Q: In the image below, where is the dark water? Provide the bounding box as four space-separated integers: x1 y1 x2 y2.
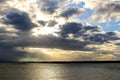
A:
0 63 120 80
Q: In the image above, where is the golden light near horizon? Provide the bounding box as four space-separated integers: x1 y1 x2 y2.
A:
15 45 120 61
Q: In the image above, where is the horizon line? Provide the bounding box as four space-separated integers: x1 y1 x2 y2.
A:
0 61 120 63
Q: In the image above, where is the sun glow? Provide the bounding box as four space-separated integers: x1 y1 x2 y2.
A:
32 27 59 36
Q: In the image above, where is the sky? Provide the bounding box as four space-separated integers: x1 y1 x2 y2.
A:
0 0 120 62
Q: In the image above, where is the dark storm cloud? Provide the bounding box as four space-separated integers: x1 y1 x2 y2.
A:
60 8 80 18
0 40 30 62
106 32 120 40
60 22 120 43
0 30 88 53
37 0 58 14
0 22 120 61
60 22 102 39
3 12 36 31
60 22 82 38
0 47 28 62
0 34 88 62
31 36 88 50
1 20 120 53
0 0 120 62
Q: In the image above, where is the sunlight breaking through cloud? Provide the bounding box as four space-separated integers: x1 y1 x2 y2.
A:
0 0 120 61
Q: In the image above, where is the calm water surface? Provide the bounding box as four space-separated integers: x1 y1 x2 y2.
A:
0 63 120 80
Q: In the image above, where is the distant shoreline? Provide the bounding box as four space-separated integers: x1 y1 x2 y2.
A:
0 61 120 63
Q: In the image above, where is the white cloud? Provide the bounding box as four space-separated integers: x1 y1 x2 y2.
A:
82 0 120 23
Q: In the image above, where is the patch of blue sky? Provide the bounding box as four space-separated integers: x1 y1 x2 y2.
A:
67 2 85 8
99 21 120 32
49 0 57 2
79 9 94 20
66 1 120 33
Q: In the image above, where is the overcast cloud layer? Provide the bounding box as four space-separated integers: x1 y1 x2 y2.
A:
0 0 120 61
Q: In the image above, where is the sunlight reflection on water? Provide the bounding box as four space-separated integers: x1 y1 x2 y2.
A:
0 63 120 80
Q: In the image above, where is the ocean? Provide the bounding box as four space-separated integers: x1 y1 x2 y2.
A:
0 63 120 80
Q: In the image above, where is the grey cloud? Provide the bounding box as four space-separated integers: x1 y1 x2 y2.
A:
0 0 5 3
38 20 57 27
84 26 102 32
0 46 28 62
97 2 120 14
0 7 21 16
48 20 57 27
60 22 120 43
60 22 102 38
86 34 108 43
0 28 6 33
1 0 120 61
60 22 82 38
86 31 120 43
37 0 58 14
38 20 47 26
82 0 120 22
0 22 120 61
92 1 120 22
0 35 87 51
0 27 18 42
2 12 36 31
1 21 120 53
60 8 81 18
106 32 120 41
107 3 120 12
